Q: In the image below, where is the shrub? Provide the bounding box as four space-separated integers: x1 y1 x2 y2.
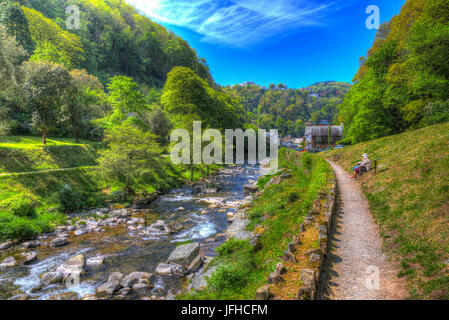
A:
1 193 40 218
57 184 82 212
209 262 251 292
0 215 40 240
215 238 253 256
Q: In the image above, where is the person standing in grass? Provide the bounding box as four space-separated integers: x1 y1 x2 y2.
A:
351 153 371 179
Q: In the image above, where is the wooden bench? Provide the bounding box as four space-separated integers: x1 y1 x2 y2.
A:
359 157 380 176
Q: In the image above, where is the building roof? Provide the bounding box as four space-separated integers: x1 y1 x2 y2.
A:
305 125 343 137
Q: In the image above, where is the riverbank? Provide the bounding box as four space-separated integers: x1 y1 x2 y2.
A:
0 165 260 300
181 149 334 300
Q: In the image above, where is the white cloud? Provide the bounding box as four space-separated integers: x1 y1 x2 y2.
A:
126 0 342 47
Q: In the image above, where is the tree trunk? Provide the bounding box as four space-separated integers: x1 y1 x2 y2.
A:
42 128 47 145
190 165 194 182
75 131 79 144
207 165 210 177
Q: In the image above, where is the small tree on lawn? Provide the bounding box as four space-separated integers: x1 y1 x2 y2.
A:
21 61 70 144
99 122 161 198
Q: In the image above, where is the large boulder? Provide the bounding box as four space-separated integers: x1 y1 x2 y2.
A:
166 243 200 266
226 219 250 238
57 254 85 278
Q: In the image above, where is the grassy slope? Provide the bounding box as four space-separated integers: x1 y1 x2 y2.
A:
0 136 102 174
183 149 333 299
323 122 449 299
0 135 218 241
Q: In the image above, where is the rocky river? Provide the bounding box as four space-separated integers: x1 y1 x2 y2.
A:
0 165 262 300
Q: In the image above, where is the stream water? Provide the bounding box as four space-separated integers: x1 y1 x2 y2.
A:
0 165 261 300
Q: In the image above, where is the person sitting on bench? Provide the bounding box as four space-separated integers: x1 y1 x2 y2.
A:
351 153 371 179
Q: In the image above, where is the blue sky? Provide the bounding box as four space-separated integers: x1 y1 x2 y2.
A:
126 0 406 88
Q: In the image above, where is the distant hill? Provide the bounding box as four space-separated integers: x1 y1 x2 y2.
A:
14 0 214 87
224 81 351 136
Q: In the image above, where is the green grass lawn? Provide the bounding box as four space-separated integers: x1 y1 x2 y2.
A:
0 135 95 149
0 136 102 174
323 122 449 300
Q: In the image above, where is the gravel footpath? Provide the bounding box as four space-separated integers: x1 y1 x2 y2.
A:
318 161 408 300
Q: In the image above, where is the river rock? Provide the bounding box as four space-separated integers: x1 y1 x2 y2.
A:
121 272 152 288
0 241 14 250
96 272 124 297
57 254 85 278
21 252 37 264
23 241 40 249
146 220 170 236
188 255 203 273
166 222 183 233
40 271 64 285
155 263 186 275
48 292 79 300
167 242 200 266
232 230 260 248
191 265 219 291
109 209 129 218
7 294 29 300
0 256 17 268
243 184 258 194
226 218 250 238
82 294 98 300
86 256 105 267
74 229 87 236
50 237 68 247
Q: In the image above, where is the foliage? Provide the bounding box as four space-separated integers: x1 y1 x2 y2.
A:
225 81 350 136
21 61 71 144
0 2 34 54
63 69 105 142
99 122 161 197
145 106 172 145
57 184 82 212
339 0 449 143
1 192 40 218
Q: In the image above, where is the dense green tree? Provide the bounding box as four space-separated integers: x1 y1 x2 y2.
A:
145 106 172 145
99 122 160 197
0 2 34 53
21 61 70 144
62 69 104 143
102 76 148 128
